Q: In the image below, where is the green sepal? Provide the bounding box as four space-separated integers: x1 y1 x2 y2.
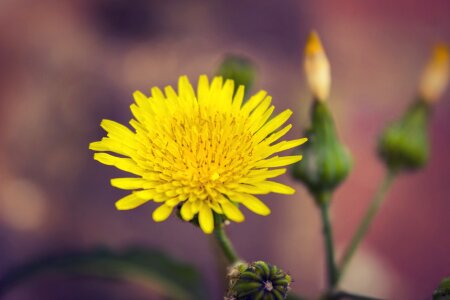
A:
378 100 431 172
291 101 352 204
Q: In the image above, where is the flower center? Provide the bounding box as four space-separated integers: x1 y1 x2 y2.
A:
140 107 255 202
263 280 273 292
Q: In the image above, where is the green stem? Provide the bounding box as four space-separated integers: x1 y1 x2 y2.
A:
319 199 338 288
337 170 396 284
213 225 240 264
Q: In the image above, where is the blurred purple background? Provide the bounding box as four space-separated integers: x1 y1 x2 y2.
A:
0 1 449 299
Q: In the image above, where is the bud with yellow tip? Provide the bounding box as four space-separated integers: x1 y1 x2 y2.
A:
378 43 448 172
292 31 352 204
304 31 331 102
378 100 430 172
419 44 449 104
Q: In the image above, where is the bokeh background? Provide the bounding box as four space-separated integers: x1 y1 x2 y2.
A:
0 1 449 299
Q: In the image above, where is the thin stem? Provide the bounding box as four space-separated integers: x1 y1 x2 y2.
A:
337 170 396 284
319 199 338 288
213 225 240 264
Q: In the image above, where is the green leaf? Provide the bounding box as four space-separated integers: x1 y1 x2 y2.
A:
0 247 207 300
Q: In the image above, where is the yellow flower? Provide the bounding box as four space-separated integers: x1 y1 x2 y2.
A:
89 75 306 234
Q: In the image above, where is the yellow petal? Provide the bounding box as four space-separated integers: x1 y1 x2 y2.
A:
230 193 271 216
94 153 142 175
249 105 274 134
89 140 109 152
257 181 296 195
152 204 174 222
198 203 214 234
239 168 286 184
218 79 234 109
133 90 149 107
235 183 270 195
269 138 308 152
180 202 194 221
241 90 267 116
221 200 245 222
254 109 292 143
115 193 150 210
134 190 156 200
151 87 166 102
249 96 272 119
111 178 145 190
254 155 302 168
178 76 196 102
197 75 210 105
232 85 245 112
209 200 223 214
263 124 292 145
100 119 135 140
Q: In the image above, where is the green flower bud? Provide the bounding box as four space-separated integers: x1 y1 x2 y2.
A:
378 100 431 172
226 261 292 300
433 277 450 300
217 55 256 95
291 101 352 203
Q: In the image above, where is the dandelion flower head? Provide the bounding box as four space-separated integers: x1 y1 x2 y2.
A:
89 75 307 234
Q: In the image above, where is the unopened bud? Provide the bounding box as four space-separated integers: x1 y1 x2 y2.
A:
291 101 352 204
378 101 431 172
226 261 292 300
304 31 331 102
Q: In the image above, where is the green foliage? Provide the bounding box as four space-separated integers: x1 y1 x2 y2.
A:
291 101 352 203
378 100 431 172
0 247 207 300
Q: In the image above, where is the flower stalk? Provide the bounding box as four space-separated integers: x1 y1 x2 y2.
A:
337 43 449 287
337 170 396 284
213 224 240 264
319 198 338 289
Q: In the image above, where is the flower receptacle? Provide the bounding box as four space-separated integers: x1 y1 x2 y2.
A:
291 101 352 204
378 100 431 172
